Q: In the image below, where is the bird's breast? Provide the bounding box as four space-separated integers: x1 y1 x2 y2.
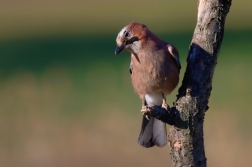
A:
131 51 174 96
130 48 179 97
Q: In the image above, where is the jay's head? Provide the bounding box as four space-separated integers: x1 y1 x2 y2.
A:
115 22 147 55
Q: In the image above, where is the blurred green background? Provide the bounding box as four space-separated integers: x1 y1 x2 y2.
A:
1 0 252 167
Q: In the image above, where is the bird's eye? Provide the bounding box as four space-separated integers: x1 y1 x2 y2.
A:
124 30 130 37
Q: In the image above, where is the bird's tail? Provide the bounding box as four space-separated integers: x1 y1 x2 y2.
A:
138 116 167 148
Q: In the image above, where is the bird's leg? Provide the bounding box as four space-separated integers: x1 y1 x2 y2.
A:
161 93 169 111
140 96 151 120
141 97 148 111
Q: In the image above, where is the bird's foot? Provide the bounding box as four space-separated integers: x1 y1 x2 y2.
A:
161 102 170 111
161 93 170 111
140 105 155 120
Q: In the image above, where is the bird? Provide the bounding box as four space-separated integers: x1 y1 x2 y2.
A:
115 22 181 148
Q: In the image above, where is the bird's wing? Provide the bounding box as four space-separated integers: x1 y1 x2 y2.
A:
167 44 181 70
129 60 133 74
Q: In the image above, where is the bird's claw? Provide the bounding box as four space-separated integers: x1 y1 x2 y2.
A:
161 102 169 111
140 105 155 119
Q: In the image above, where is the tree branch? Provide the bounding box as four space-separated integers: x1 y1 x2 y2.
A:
146 0 232 166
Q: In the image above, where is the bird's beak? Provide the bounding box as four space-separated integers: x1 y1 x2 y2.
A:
115 43 125 55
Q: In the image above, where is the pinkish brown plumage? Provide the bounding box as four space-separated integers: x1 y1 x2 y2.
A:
115 22 181 148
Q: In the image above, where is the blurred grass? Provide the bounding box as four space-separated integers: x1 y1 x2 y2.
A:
1 30 252 167
1 0 252 167
0 0 252 40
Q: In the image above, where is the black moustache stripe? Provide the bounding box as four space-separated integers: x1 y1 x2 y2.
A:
126 37 139 45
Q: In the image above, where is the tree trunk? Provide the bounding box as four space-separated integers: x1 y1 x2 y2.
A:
168 0 232 166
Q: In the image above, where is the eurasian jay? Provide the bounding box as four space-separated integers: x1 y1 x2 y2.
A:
115 22 181 148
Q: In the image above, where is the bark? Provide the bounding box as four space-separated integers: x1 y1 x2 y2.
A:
150 0 232 166
169 0 232 166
